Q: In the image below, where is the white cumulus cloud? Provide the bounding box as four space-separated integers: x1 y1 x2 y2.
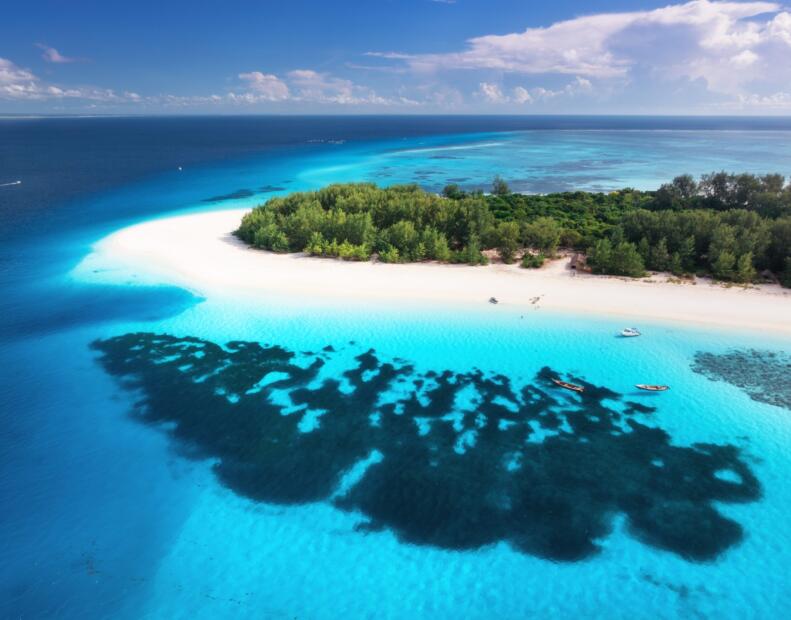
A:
0 58 40 99
478 82 506 102
372 1 791 105
233 68 411 106
478 77 594 104
237 72 290 101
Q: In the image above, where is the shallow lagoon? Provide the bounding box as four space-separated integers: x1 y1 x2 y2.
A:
1 117 791 618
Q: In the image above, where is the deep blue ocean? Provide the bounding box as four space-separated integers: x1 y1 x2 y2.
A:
1 116 791 619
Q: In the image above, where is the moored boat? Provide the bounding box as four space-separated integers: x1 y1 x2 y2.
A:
552 378 585 393
636 384 669 392
621 327 641 337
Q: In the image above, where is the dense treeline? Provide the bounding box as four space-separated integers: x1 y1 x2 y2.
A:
653 172 791 217
458 172 791 284
236 172 791 286
236 183 495 265
587 173 791 283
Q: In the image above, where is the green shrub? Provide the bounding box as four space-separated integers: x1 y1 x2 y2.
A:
496 221 520 263
379 246 401 263
521 253 546 269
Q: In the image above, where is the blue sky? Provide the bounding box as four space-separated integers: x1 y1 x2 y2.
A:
2 0 791 114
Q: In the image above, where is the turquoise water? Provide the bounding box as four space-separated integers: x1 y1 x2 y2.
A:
300 129 791 194
74 301 791 618
2 118 791 618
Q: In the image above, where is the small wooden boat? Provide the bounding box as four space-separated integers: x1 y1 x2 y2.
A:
621 327 641 337
636 384 669 392
552 378 585 393
489 297 499 305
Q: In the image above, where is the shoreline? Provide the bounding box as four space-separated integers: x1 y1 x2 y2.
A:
76 208 791 335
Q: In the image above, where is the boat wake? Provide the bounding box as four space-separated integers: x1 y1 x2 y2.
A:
0 180 22 187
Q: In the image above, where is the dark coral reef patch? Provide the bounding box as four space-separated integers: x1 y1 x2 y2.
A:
92 333 761 562
202 188 255 203
692 349 791 411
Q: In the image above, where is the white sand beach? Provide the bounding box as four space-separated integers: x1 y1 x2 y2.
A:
78 208 791 334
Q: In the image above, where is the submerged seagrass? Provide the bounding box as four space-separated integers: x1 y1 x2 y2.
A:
692 349 791 411
92 333 761 562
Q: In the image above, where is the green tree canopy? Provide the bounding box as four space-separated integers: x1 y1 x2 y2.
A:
235 175 791 286
491 175 510 196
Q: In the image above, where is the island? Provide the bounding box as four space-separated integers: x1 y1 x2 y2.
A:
76 172 791 335
235 173 791 287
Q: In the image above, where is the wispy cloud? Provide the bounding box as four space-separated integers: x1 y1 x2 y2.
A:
36 44 79 64
373 1 781 77
0 55 414 109
717 90 791 109
478 77 593 104
371 0 791 104
1 57 139 103
234 68 417 106
286 69 385 104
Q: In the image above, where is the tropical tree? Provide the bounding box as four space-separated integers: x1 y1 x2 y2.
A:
496 221 521 263
523 216 562 256
649 237 670 271
735 253 756 283
492 175 510 196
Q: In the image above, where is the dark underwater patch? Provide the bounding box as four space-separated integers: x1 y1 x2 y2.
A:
92 333 761 562
202 189 255 203
0 286 200 342
692 349 791 411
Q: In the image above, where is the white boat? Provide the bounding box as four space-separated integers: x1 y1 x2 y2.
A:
621 327 641 337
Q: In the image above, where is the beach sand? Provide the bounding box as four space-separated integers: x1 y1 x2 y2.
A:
77 208 791 334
